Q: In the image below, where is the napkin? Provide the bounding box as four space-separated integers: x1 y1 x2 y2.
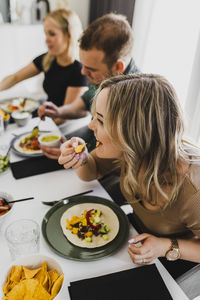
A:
10 156 63 179
68 264 173 300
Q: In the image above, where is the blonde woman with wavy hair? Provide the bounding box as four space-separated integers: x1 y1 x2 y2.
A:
0 8 88 124
59 73 200 265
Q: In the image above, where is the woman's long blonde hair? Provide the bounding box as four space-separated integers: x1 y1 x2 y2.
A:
42 8 83 71
93 73 200 207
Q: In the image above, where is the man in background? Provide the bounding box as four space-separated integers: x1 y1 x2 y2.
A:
38 13 140 159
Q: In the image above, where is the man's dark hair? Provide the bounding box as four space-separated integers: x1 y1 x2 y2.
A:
79 13 134 68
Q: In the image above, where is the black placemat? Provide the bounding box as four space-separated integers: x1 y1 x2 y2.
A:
10 156 63 179
68 264 173 300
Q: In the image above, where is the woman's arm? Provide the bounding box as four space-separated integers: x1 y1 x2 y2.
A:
0 62 40 91
128 233 200 264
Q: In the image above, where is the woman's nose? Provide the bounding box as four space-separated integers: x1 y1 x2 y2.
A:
88 119 95 130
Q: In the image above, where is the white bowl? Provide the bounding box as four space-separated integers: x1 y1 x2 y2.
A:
38 131 61 148
0 192 14 228
0 254 64 299
11 111 31 127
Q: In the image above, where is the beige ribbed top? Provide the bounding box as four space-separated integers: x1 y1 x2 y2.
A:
91 150 200 238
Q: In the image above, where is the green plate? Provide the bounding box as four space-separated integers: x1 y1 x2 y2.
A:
42 196 129 261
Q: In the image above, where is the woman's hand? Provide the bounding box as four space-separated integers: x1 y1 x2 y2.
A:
128 233 171 265
38 101 60 120
40 136 66 160
58 137 89 169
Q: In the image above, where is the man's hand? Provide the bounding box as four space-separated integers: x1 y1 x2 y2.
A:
37 101 60 120
40 136 66 159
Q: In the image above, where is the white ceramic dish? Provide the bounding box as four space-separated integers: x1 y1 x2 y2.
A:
38 131 61 148
0 191 14 228
0 254 64 299
11 111 31 127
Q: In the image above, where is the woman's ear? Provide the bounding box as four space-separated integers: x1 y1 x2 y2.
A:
113 60 125 74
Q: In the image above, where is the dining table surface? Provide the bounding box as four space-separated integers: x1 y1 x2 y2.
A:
0 113 189 299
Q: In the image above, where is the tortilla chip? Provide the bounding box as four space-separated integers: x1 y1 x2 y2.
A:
34 261 47 284
24 279 51 300
6 279 51 300
48 269 59 287
3 273 11 295
23 266 41 279
5 280 26 299
10 266 23 282
51 274 64 298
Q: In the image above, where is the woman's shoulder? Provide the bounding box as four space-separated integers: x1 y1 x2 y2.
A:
187 163 200 190
33 53 47 70
71 60 83 70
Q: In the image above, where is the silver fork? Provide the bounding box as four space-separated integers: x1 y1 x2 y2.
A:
41 189 93 206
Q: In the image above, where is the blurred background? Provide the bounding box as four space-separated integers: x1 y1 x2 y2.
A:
0 0 200 144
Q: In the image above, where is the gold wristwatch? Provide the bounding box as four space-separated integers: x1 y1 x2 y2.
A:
165 239 180 261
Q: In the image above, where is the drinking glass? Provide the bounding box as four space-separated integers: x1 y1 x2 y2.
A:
5 219 40 260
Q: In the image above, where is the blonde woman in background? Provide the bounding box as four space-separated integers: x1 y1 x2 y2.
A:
0 8 88 124
59 73 200 265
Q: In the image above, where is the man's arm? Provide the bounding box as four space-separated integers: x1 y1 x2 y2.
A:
38 95 88 120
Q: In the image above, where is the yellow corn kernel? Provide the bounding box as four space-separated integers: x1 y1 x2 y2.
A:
72 227 79 234
70 216 81 225
66 224 72 230
85 231 93 237
82 218 87 226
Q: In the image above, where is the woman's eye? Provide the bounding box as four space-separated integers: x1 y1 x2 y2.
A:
97 119 104 125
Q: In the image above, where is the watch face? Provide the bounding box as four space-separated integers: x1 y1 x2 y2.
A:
166 249 180 261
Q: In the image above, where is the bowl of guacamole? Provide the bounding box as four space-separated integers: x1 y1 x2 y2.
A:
38 132 61 148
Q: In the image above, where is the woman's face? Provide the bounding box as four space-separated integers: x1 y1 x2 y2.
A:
88 88 122 159
44 18 69 56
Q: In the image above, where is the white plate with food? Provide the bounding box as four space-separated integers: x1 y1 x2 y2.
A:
11 127 49 157
0 97 39 114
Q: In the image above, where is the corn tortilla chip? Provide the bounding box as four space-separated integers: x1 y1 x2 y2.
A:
51 274 64 298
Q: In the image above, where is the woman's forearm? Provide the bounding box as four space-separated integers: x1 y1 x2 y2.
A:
178 238 200 262
0 74 17 91
75 153 99 181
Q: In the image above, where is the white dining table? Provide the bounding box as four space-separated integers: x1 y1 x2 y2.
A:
0 117 189 300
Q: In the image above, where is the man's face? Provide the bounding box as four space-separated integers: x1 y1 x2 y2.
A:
79 48 114 85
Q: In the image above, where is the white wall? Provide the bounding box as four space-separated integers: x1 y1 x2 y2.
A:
132 0 200 108
49 0 90 29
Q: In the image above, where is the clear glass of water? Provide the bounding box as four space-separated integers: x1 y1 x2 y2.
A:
5 219 40 260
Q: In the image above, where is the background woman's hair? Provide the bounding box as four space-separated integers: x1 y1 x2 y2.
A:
79 13 133 69
92 73 200 207
42 8 83 72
